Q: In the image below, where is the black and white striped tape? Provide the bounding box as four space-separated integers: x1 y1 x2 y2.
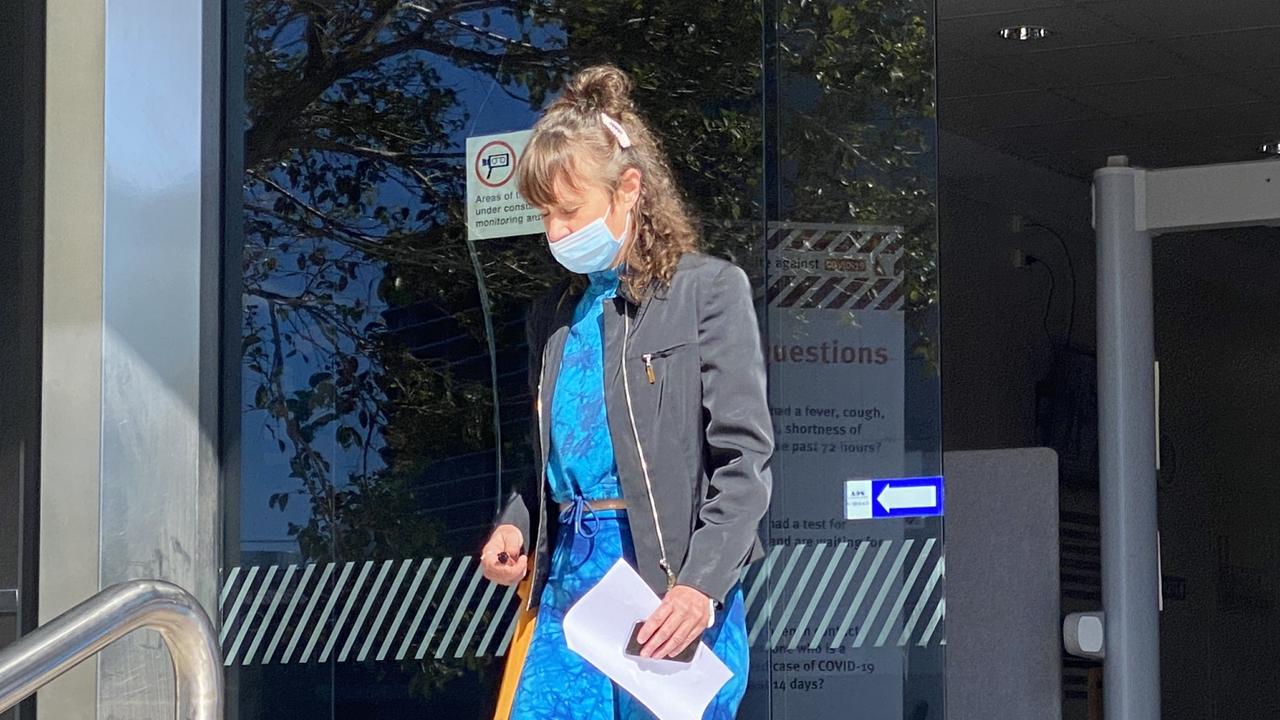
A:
218 540 945 666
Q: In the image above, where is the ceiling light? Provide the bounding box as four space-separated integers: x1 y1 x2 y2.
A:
1262 141 1280 156
999 26 1051 41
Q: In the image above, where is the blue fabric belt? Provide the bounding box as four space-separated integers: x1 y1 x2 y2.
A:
560 495 599 537
558 495 628 537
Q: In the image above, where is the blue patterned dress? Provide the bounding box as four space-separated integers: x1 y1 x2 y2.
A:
510 268 749 719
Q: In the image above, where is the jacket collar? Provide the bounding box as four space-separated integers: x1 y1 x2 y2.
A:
616 277 642 306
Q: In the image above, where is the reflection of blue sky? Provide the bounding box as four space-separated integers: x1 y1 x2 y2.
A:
239 8 561 553
105 0 200 192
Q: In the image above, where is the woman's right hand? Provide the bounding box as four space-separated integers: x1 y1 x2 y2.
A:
481 524 527 585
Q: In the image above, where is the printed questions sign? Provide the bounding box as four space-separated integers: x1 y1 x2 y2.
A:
745 222 930 720
765 221 908 502
465 129 543 240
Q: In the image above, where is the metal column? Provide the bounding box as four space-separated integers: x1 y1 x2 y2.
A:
1094 157 1160 720
1086 155 1280 718
40 0 224 716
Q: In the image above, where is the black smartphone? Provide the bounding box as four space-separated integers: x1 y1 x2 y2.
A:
624 621 697 664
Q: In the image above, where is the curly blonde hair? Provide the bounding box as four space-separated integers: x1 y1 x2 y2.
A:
516 64 699 297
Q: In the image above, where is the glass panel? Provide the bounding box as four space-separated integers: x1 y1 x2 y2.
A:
751 1 942 718
224 1 939 718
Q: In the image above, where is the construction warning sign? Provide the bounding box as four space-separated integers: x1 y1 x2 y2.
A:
465 129 544 240
764 224 906 311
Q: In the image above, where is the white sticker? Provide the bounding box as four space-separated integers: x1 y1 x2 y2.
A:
845 480 873 520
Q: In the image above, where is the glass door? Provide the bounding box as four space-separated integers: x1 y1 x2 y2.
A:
751 1 942 717
222 2 942 717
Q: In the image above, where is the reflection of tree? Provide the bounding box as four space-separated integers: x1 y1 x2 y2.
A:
774 0 937 333
242 0 561 567
239 0 933 701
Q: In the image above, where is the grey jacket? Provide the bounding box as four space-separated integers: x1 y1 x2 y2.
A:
496 252 774 606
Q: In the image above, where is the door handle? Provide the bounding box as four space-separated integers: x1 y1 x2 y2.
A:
0 588 17 616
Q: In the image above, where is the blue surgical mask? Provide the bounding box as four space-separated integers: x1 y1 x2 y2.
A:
547 206 631 274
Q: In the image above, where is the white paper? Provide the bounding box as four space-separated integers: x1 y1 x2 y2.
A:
562 560 733 720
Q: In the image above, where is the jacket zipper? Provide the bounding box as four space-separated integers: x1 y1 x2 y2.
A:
624 311 676 590
533 295 675 605
527 287 574 609
527 338 550 610
642 353 656 384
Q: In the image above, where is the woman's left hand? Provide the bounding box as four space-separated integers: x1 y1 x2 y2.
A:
636 585 711 659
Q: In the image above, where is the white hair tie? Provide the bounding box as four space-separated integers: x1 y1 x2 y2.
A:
600 112 633 148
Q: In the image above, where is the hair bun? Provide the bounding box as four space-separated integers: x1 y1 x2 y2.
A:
563 64 634 116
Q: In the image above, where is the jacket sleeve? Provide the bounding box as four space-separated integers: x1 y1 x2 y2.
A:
677 262 774 603
494 490 531 550
490 302 543 549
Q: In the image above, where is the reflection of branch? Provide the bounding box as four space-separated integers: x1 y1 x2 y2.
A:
793 112 872 164
250 168 383 239
245 199 460 275
248 201 381 249
496 83 534 105
358 388 379 491
432 13 543 52
352 0 405 51
249 287 373 349
248 172 452 266
263 294 342 558
403 165 446 195
247 165 535 289
382 26 562 73
247 9 564 166
288 138 464 164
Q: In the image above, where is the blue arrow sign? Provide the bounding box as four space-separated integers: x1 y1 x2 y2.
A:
845 476 944 520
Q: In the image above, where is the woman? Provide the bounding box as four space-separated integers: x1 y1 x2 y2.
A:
481 64 773 720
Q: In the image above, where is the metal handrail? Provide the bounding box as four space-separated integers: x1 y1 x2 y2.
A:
0 579 222 718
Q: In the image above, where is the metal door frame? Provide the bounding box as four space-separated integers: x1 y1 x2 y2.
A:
1093 155 1280 720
